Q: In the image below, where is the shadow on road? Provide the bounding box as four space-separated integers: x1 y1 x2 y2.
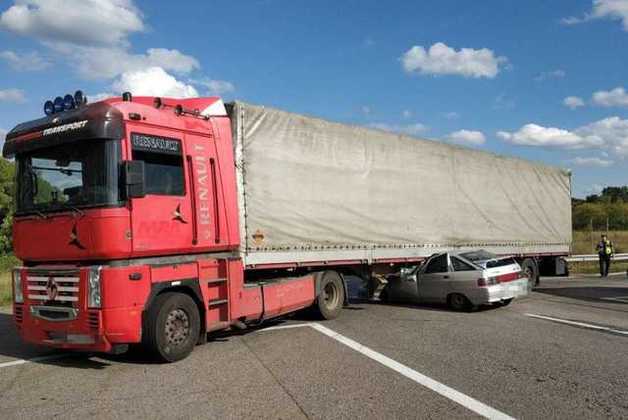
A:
536 286 628 305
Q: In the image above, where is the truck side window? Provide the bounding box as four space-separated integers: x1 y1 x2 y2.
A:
424 254 448 274
131 134 185 196
451 256 476 272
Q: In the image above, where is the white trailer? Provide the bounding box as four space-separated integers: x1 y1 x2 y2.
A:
229 102 572 285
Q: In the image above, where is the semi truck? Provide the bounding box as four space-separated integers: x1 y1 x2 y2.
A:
3 92 572 361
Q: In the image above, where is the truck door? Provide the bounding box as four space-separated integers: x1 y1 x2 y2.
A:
418 253 450 302
129 131 194 254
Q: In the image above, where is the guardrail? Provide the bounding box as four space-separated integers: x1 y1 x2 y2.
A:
565 253 628 262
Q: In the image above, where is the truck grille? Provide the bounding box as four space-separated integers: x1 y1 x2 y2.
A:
26 270 80 305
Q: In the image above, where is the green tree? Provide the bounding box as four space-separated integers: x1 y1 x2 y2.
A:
0 158 15 254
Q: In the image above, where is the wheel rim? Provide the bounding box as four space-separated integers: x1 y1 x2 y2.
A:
323 281 339 310
165 308 190 347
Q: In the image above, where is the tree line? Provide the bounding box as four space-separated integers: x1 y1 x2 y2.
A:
572 187 628 231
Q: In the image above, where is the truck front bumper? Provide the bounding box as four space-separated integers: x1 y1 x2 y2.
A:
15 304 143 353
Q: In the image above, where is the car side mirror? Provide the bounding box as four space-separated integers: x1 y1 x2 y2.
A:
123 160 146 199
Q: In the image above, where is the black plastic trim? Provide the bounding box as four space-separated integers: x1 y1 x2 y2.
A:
3 102 124 158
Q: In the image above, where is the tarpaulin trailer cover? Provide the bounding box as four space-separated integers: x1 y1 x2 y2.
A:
229 102 572 266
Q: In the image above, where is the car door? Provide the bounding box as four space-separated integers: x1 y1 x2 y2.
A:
417 253 451 302
387 267 419 302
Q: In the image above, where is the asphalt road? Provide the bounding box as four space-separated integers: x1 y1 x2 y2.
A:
1 275 627 419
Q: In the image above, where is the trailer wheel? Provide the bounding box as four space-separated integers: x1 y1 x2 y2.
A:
313 271 345 320
521 258 538 290
143 292 200 363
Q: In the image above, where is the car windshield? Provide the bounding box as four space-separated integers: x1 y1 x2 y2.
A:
16 139 122 214
459 250 497 262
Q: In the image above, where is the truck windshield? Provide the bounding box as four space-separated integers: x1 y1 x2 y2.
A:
16 139 122 214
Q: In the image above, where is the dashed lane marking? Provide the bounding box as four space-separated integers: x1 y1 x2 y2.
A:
525 313 628 336
260 323 515 420
0 353 71 369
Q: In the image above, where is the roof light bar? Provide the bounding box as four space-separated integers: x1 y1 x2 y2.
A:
43 90 87 116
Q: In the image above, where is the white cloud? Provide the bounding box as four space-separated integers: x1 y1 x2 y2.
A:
0 0 144 46
444 111 459 120
446 129 486 145
0 1 236 101
361 105 372 115
401 42 507 79
577 116 628 156
0 50 49 71
562 0 628 31
402 110 412 119
0 88 26 103
64 46 200 80
592 86 628 107
88 92 114 102
497 124 602 149
569 157 614 167
563 96 585 109
497 116 628 157
112 67 198 98
191 79 235 96
368 122 428 136
534 69 566 81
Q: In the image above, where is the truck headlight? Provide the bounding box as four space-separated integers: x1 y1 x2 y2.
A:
12 269 23 304
88 266 102 308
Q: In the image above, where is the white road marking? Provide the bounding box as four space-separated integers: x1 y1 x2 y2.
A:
525 313 628 336
259 323 515 420
600 296 628 303
262 323 315 331
0 353 71 369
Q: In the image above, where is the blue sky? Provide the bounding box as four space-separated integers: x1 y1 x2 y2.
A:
1 0 627 197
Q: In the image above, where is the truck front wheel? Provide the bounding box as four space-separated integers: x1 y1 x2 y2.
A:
143 292 201 362
313 271 345 320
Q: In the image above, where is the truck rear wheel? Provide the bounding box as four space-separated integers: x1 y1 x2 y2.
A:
313 271 345 320
143 292 200 363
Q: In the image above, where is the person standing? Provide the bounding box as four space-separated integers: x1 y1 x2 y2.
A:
596 234 614 277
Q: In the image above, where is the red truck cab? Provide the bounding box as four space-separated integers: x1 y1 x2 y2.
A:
4 92 344 361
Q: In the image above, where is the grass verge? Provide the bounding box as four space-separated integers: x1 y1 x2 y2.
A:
572 230 628 255
0 255 19 307
0 271 11 307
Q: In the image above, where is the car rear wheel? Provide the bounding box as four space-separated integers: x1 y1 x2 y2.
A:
448 293 473 312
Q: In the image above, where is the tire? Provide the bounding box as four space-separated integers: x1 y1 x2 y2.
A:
379 287 389 303
313 271 345 320
500 298 513 307
448 293 473 312
142 292 201 363
521 258 538 290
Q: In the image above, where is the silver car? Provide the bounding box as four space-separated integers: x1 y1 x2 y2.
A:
379 250 528 311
